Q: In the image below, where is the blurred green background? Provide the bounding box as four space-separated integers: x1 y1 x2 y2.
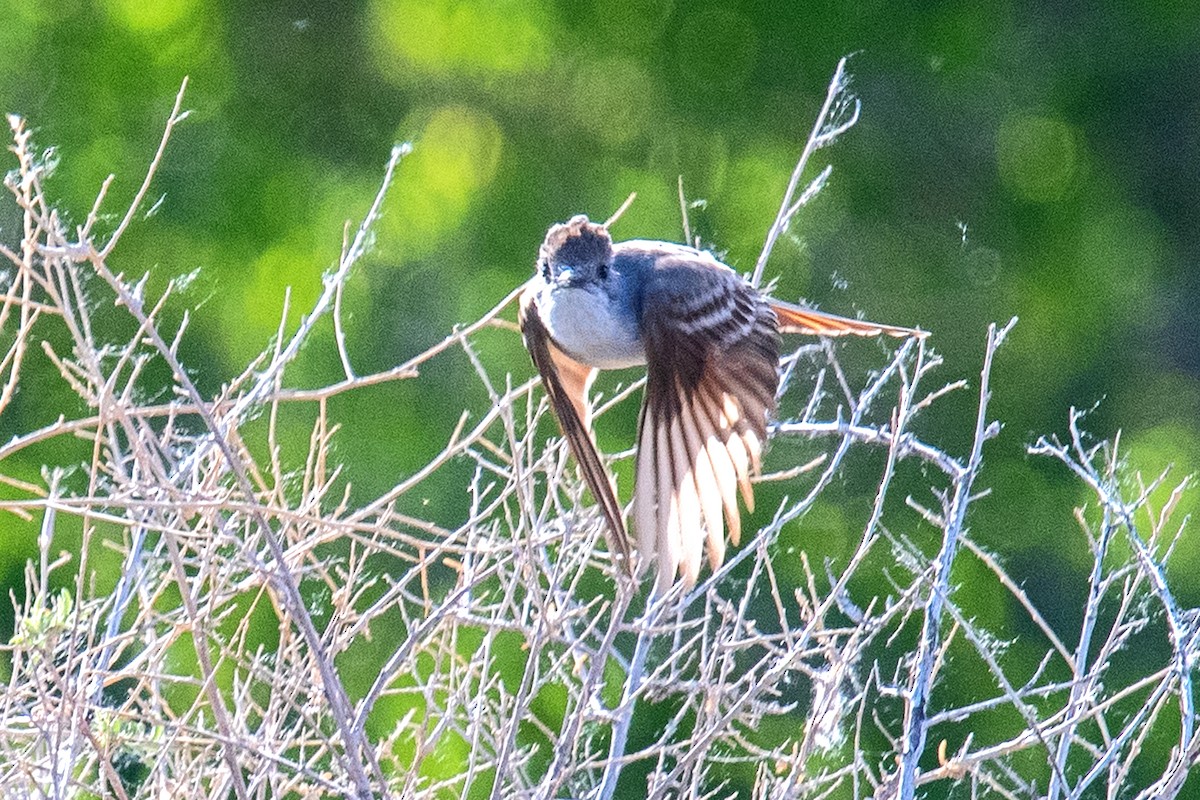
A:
2 0 1199 794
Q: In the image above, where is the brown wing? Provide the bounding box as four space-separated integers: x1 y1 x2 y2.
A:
519 286 634 574
769 298 927 339
634 261 780 594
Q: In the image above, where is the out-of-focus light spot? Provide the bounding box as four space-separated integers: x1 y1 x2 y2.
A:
1011 198 1164 377
0 1 41 57
997 112 1078 203
1122 421 1200 571
214 165 377 367
1079 205 1163 321
714 145 792 266
964 246 1002 288
571 58 655 145
380 106 504 258
1118 372 1200 433
674 7 757 92
101 0 197 31
75 134 136 205
604 167 676 238
244 238 321 332
647 124 729 201
591 0 674 48
370 0 549 80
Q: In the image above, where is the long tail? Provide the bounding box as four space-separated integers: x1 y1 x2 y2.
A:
768 298 927 339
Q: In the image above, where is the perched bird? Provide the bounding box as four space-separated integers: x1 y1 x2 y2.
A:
520 215 923 593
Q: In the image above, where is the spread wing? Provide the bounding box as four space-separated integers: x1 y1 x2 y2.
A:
634 261 781 594
769 298 926 339
519 286 634 574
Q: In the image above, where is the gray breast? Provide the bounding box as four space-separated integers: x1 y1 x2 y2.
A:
539 282 646 370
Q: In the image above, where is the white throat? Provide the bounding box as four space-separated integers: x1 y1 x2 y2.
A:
538 281 645 370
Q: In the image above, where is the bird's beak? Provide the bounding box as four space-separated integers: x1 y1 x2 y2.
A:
554 266 574 285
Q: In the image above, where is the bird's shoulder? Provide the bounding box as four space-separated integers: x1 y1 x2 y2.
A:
613 240 743 303
613 240 731 273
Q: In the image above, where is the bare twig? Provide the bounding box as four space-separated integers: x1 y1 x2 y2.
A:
751 56 859 288
895 317 1016 800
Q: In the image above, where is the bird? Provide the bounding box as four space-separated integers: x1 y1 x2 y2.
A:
519 215 924 594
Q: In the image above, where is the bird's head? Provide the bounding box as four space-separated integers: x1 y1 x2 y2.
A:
537 215 614 288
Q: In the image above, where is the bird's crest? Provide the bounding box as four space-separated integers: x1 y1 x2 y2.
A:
540 215 613 269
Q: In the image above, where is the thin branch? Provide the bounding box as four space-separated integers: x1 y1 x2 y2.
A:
751 56 859 288
895 317 1016 800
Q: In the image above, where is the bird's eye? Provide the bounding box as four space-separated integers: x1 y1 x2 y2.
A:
596 261 609 280
539 259 551 280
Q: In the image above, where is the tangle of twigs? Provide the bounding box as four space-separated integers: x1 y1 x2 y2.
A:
0 64 1196 800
